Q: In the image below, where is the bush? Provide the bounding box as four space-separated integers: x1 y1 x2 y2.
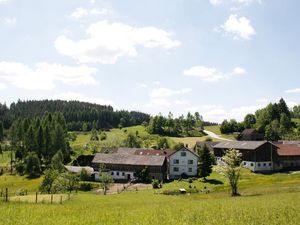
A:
100 132 107 141
188 178 193 183
16 162 26 175
152 179 161 189
205 136 213 142
79 182 100 191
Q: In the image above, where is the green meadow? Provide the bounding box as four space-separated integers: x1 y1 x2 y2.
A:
1 169 300 225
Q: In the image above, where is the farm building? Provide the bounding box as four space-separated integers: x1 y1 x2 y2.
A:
169 147 199 179
237 129 264 141
92 153 168 181
274 143 300 170
195 141 220 152
213 141 278 172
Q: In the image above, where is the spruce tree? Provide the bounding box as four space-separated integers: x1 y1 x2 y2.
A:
198 144 213 180
0 121 3 142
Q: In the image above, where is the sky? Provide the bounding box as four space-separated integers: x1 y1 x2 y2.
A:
0 0 300 122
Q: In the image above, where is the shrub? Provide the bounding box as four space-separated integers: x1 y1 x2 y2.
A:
79 182 99 191
205 136 213 142
152 179 161 189
100 132 107 141
188 178 193 183
16 162 25 175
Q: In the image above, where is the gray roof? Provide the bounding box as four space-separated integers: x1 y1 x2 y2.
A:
196 141 220 149
64 166 94 174
213 141 269 150
92 153 166 166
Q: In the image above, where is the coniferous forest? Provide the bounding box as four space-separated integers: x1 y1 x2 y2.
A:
0 100 150 131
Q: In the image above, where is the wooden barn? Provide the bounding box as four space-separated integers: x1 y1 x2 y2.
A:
238 129 264 141
92 153 168 181
213 141 278 172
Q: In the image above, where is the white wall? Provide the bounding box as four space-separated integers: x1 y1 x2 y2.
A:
108 170 135 180
242 161 273 172
169 148 198 179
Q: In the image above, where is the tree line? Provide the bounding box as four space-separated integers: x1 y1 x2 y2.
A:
0 100 150 131
220 98 297 140
147 112 204 137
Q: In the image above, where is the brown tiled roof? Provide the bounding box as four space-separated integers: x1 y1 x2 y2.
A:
92 153 166 166
276 144 300 156
213 141 271 150
133 149 175 157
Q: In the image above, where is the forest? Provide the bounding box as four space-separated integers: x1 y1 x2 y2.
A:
0 100 150 131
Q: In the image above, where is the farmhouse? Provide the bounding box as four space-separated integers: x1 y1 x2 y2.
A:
213 141 278 172
92 153 168 181
169 147 198 179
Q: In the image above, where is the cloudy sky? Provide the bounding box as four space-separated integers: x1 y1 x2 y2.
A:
0 0 300 122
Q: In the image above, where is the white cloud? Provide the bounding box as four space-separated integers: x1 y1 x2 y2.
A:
232 0 261 5
0 82 6 90
0 0 9 3
256 98 269 103
219 14 255 40
188 104 263 123
55 20 181 64
2 17 16 25
136 83 148 88
233 66 246 75
210 0 261 6
145 98 171 108
70 7 112 19
149 88 191 98
0 61 98 90
209 0 223 6
183 65 246 82
285 88 300 94
52 92 114 106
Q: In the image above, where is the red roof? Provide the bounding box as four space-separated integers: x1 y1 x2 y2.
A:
276 144 300 156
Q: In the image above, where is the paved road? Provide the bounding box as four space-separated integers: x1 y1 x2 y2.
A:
203 130 232 141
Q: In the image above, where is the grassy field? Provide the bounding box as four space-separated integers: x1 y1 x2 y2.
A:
9 194 70 204
70 125 210 155
1 186 299 225
0 151 13 167
204 125 236 140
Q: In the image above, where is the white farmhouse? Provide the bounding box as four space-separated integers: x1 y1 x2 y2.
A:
169 147 198 179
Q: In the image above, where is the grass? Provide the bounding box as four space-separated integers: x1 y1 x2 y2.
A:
1 168 300 224
204 125 236 140
0 174 42 194
9 194 70 204
0 151 13 167
0 190 299 225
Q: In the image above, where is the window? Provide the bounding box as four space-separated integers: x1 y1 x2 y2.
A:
250 163 254 167
263 163 266 166
269 163 272 166
188 160 193 165
188 168 192 172
243 162 247 166
173 167 179 172
173 159 179 164
116 172 119 176
122 172 125 176
111 172 114 175
181 152 187 157
258 163 261 167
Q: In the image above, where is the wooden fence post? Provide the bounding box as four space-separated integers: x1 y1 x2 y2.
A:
5 188 8 202
35 192 38 203
68 193 70 200
51 194 53 204
60 195 62 204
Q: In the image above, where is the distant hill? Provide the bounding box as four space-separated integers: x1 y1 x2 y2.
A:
0 100 150 131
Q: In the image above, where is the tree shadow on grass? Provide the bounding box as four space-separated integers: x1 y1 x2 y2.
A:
203 179 224 185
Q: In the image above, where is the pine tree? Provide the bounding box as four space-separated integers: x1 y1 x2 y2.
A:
198 144 213 180
25 125 37 152
36 125 45 159
0 121 3 142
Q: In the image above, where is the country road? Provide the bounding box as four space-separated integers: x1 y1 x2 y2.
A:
203 130 233 141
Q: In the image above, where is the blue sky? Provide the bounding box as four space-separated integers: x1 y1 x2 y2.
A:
0 0 300 122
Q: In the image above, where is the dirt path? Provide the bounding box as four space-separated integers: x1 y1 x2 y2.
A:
203 130 232 141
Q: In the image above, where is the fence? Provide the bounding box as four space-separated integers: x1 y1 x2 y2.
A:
0 188 74 204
